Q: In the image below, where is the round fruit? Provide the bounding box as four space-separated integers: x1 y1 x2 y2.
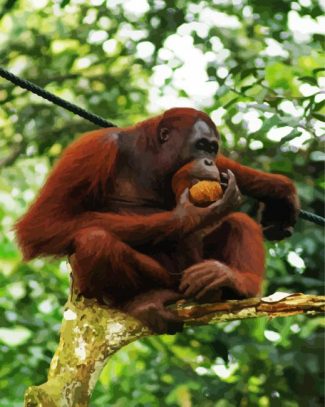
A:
189 180 223 206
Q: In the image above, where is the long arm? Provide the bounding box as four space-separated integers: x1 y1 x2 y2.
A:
216 154 296 200
216 154 300 240
70 227 175 303
75 210 185 246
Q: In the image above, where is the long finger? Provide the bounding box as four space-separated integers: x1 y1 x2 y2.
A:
182 265 217 280
181 263 215 281
179 188 190 205
227 170 236 185
195 278 227 300
183 273 214 297
223 171 237 198
181 262 206 276
235 189 244 206
181 272 217 296
180 268 216 291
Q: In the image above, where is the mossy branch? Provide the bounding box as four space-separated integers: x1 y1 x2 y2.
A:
24 291 325 407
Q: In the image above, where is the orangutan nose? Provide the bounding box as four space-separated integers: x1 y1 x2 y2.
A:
204 159 214 166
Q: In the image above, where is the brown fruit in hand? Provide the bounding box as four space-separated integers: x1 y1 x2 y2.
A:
189 180 223 206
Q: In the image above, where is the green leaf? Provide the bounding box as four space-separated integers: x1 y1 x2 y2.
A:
298 76 318 86
240 68 258 79
280 129 302 143
255 88 269 104
229 65 242 77
0 0 18 17
266 63 297 92
312 112 325 122
240 84 255 93
313 34 325 49
314 100 325 112
207 66 216 78
312 67 325 75
60 0 71 7
249 115 280 138
223 97 239 109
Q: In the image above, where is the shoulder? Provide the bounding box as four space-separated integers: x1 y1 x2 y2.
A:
64 127 121 154
77 127 120 144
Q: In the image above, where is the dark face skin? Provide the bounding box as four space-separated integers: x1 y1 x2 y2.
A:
185 157 221 183
112 109 220 210
155 117 220 177
154 116 220 207
178 119 219 163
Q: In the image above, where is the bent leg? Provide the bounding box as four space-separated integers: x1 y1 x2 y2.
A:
203 212 265 297
70 227 174 303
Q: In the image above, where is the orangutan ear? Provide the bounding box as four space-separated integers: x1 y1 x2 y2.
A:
158 127 170 144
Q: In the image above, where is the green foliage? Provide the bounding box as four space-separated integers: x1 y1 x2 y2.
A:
0 0 324 406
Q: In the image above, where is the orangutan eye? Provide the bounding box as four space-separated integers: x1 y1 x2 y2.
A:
159 127 170 144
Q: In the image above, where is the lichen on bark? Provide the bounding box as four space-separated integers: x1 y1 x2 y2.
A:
24 291 325 407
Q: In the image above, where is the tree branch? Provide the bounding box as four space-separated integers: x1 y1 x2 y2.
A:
24 291 324 407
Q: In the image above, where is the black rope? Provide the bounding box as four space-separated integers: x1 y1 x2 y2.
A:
299 209 325 226
0 66 324 227
0 67 116 128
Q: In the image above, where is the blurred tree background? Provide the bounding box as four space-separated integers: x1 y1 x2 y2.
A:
0 0 324 405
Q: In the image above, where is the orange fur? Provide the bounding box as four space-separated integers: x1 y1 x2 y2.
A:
14 108 299 305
